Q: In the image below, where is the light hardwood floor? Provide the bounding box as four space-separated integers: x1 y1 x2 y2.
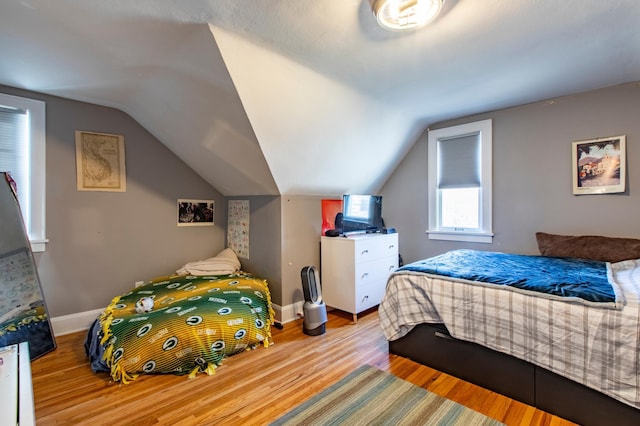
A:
31 309 575 425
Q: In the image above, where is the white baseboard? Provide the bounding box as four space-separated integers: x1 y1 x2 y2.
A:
266 301 304 325
51 302 305 337
50 308 103 337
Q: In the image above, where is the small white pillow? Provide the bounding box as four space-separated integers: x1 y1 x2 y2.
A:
177 248 241 276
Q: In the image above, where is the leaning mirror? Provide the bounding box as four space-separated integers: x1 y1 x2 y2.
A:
0 172 56 359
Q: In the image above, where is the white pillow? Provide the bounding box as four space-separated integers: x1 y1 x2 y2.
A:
176 248 241 276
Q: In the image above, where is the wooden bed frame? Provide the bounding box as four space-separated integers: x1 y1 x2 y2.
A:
389 322 640 426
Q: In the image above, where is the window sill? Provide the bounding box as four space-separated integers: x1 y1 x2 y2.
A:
426 230 493 244
30 239 48 253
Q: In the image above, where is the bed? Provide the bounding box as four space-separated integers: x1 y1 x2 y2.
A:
379 233 640 426
85 248 274 383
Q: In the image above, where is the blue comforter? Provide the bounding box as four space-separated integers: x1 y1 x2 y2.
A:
398 249 622 308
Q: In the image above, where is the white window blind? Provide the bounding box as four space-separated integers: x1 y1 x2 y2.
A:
0 105 29 208
0 93 46 251
437 133 481 188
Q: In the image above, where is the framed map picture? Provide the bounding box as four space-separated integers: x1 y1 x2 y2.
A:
75 131 126 192
572 135 626 195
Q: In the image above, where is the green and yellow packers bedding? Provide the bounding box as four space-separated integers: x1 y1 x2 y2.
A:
89 272 274 383
0 304 48 337
0 303 56 359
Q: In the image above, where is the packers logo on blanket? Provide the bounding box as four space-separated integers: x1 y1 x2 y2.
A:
137 323 152 337
186 316 203 325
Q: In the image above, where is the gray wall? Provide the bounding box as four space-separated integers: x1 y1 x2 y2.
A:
280 196 326 316
226 195 283 305
6 81 638 320
222 196 325 316
381 82 640 264
0 85 226 317
229 195 325 314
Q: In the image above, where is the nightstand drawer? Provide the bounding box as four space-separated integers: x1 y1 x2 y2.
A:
354 256 398 287
353 234 398 263
355 280 388 312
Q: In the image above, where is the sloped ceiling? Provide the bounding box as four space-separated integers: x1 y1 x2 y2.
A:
1 0 639 196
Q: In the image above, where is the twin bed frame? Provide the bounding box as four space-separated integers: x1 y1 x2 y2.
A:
389 322 640 426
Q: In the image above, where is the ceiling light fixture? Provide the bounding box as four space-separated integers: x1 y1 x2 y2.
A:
372 0 444 31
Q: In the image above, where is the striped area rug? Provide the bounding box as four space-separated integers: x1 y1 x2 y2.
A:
271 365 504 426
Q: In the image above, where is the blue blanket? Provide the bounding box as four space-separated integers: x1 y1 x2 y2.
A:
398 249 622 308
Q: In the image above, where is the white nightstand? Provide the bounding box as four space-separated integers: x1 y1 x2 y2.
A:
0 342 35 425
320 233 398 322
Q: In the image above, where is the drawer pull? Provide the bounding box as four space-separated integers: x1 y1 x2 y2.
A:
388 244 395 249
361 272 369 279
435 331 456 341
361 249 369 255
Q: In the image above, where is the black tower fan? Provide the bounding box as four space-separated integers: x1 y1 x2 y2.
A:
300 266 328 335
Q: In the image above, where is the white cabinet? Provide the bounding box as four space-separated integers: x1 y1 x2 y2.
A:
321 233 398 322
0 342 35 426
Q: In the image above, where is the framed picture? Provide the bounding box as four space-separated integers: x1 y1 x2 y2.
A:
75 131 126 192
572 135 626 195
178 199 215 226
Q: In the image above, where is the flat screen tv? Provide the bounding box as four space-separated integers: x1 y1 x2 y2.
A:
341 194 383 234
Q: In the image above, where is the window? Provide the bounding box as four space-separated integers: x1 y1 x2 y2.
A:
427 119 492 243
0 93 46 252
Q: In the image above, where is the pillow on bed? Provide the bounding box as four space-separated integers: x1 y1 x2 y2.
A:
536 232 640 263
176 248 241 276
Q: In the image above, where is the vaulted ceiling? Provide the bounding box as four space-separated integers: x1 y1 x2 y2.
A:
1 1 639 196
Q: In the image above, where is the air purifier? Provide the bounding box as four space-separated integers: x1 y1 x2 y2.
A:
300 266 328 336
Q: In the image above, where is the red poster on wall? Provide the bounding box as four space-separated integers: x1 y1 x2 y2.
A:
321 199 342 235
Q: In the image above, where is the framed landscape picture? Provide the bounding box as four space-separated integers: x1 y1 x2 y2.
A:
177 199 214 226
572 135 626 195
